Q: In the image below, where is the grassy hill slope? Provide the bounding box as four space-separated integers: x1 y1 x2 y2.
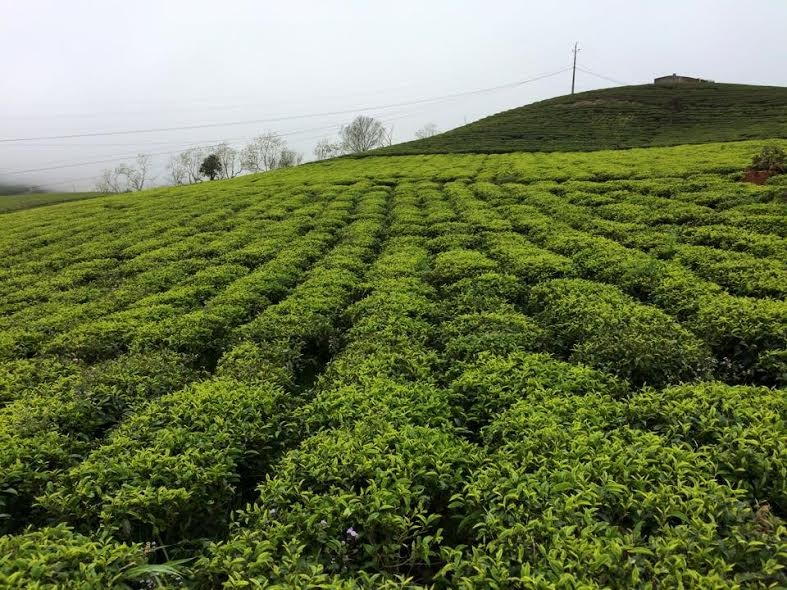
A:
1 138 786 588
374 82 787 155
0 191 105 213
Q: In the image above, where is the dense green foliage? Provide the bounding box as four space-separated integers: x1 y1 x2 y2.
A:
0 183 36 196
0 191 105 213
752 145 786 173
200 154 223 181
374 83 787 155
1 139 786 588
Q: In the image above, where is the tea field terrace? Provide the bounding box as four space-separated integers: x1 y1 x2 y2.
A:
374 82 787 155
1 138 786 588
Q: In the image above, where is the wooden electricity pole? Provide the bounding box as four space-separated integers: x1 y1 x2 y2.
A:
571 42 580 94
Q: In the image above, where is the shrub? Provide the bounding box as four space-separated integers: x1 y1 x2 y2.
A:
298 379 454 433
38 378 291 542
439 310 544 365
2 137 787 587
751 145 786 173
439 272 522 313
528 279 714 387
629 381 787 511
691 293 787 385
670 244 787 299
484 232 574 285
0 351 198 533
449 352 626 434
214 341 293 388
0 524 183 589
0 357 81 406
202 424 482 585
429 250 498 285
452 427 787 588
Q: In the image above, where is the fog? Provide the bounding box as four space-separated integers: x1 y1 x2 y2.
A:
1 0 785 191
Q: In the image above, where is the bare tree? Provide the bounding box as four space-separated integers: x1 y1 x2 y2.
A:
383 125 394 146
174 147 206 184
113 165 134 191
414 123 439 139
339 116 390 153
95 168 124 193
214 142 241 179
240 133 285 172
123 154 152 191
314 137 343 161
166 154 188 185
278 148 303 168
96 153 152 192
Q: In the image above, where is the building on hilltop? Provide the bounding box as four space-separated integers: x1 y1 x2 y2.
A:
654 73 713 85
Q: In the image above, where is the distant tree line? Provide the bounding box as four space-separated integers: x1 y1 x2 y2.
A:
95 154 153 193
95 134 304 192
311 117 438 161
165 135 304 187
95 116 440 192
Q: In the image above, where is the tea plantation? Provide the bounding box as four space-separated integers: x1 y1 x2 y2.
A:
0 192 105 214
375 83 787 155
1 139 786 588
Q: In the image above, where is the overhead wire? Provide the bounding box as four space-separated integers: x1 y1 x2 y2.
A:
576 65 631 86
10 65 574 188
0 79 431 121
1 102 434 151
2 124 343 176
0 66 572 144
0 108 423 176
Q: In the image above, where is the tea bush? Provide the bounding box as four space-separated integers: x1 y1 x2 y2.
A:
1 139 786 587
527 279 714 386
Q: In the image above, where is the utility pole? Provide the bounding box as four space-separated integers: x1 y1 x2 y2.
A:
571 42 580 95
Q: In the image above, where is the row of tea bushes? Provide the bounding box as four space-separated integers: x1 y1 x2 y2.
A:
200 212 486 585
1 140 785 586
442 354 786 588
492 197 786 386
37 195 391 545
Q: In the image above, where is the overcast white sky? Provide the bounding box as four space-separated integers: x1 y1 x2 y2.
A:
1 0 786 191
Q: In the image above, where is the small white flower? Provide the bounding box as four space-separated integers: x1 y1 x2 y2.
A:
346 526 358 538
269 508 277 516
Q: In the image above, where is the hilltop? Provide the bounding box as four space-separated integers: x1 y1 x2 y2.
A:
373 82 787 155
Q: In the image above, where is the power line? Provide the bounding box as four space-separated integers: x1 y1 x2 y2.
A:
0 109 422 177
0 103 434 150
0 80 430 121
576 65 630 86
3 125 342 150
10 66 574 188
12 63 626 186
1 123 343 176
2 69 569 176
0 67 572 144
12 104 469 189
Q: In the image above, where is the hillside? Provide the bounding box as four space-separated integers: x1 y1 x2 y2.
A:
1 138 786 587
0 191 105 213
374 82 787 155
